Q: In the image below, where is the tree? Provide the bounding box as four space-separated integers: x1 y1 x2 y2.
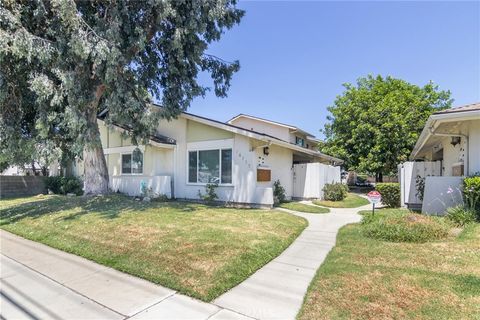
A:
0 0 243 194
321 75 452 182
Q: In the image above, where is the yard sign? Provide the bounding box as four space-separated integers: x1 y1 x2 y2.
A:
367 190 382 215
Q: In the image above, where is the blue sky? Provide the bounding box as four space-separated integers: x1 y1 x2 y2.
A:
189 1 480 138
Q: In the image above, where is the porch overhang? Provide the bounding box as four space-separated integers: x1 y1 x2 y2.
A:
410 107 480 160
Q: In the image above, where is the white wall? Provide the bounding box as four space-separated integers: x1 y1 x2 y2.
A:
399 161 442 206
422 176 463 215
441 136 466 176
111 176 172 197
468 120 480 175
292 163 340 199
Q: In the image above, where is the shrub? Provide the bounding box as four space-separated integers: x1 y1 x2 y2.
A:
446 205 477 226
323 183 348 201
273 179 286 204
362 212 450 243
45 176 83 195
463 176 480 215
198 182 218 203
376 183 400 207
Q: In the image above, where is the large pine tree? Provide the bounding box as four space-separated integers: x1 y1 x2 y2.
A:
0 0 243 194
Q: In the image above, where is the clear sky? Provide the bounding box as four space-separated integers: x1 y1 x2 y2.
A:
188 1 480 138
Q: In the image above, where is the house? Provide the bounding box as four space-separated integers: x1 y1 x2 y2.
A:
72 107 343 207
399 102 480 214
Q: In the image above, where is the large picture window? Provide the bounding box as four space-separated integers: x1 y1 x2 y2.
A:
188 149 232 184
122 148 143 174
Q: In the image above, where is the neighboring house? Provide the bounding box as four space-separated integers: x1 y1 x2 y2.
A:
399 102 480 214
73 107 342 207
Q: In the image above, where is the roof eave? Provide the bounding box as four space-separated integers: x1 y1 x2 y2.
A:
409 109 480 160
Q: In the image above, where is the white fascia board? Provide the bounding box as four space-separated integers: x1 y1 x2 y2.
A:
227 114 297 130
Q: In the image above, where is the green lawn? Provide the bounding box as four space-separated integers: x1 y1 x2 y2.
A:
0 195 307 302
313 193 370 208
299 209 480 319
278 202 330 213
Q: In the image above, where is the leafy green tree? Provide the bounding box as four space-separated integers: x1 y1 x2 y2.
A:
0 0 243 194
321 75 452 181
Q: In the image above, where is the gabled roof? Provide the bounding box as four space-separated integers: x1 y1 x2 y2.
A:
181 110 343 164
97 112 176 146
98 105 342 164
227 113 316 138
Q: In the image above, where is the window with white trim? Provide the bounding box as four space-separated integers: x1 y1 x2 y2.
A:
122 148 143 174
188 149 232 184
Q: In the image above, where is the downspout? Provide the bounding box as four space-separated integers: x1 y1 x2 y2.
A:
172 145 177 199
429 127 469 175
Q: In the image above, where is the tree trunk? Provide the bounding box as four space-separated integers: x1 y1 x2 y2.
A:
83 85 109 195
376 172 383 183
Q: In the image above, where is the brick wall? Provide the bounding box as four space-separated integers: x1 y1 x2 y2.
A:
0 176 47 198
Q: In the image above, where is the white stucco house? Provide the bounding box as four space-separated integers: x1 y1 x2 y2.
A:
399 102 480 214
73 107 342 207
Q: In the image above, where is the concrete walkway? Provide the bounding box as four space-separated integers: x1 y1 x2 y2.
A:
1 203 369 320
213 204 369 320
0 231 252 320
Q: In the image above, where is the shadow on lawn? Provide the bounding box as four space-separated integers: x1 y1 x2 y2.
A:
0 194 198 225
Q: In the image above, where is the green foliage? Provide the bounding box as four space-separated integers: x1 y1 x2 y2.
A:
415 175 427 201
321 75 452 177
273 179 287 204
1 1 243 193
361 211 450 243
446 206 477 227
322 183 348 201
463 176 480 214
376 183 400 207
45 176 83 195
198 182 218 203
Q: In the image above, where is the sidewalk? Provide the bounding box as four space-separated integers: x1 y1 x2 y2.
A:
0 230 251 320
213 205 367 319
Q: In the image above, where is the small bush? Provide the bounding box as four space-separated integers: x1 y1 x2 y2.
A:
446 205 477 226
463 176 480 215
198 182 218 203
376 183 400 207
273 179 286 204
323 183 348 201
362 212 450 243
45 176 83 195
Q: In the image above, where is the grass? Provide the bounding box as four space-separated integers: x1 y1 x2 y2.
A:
299 208 480 320
278 202 330 213
0 194 307 302
360 209 451 243
313 193 370 208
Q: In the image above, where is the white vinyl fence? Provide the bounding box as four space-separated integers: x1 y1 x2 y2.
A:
398 161 441 207
292 163 341 200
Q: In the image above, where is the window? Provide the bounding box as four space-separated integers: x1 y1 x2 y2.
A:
221 149 232 184
122 148 143 174
188 149 232 184
295 136 305 147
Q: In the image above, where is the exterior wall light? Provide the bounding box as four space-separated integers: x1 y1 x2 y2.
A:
263 146 270 156
450 136 461 147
